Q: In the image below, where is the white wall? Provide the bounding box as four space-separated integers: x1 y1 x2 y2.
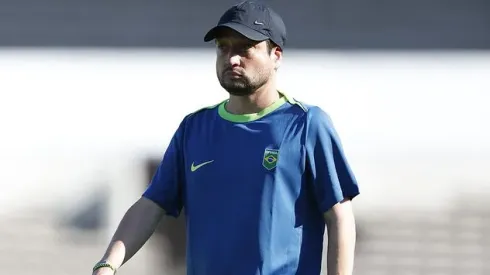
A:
1 49 489 224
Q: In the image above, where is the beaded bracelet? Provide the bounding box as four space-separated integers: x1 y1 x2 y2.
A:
93 261 117 274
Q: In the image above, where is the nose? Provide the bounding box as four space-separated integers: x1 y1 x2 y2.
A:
229 54 241 67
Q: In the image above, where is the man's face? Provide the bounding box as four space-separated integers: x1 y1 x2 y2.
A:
215 29 281 96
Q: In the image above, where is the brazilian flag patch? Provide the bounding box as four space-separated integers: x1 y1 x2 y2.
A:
263 148 279 170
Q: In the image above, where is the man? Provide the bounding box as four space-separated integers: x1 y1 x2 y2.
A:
92 1 360 275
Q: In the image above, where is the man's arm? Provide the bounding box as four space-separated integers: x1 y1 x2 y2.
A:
304 106 360 275
93 197 165 275
93 118 187 274
323 198 356 275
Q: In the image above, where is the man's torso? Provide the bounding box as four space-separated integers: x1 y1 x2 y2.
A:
181 97 326 275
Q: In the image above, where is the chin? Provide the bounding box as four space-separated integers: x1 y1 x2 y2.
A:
221 84 254 96
228 90 255 96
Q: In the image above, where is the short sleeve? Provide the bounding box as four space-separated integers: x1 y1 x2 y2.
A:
142 119 186 218
305 107 360 214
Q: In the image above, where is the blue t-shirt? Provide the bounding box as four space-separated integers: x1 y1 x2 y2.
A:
143 93 360 275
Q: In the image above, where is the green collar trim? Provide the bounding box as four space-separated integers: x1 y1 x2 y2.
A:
218 96 286 123
219 91 299 122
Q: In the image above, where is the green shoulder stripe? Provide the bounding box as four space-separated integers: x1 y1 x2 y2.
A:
281 91 308 112
189 100 225 116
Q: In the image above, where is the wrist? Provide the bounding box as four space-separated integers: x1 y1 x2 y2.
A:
93 260 117 274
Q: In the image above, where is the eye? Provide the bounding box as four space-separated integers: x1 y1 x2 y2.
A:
235 43 255 54
216 42 229 51
215 40 254 56
239 42 254 50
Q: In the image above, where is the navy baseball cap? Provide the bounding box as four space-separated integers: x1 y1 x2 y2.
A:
203 1 287 48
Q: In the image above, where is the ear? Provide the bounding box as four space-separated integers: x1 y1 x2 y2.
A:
272 47 283 70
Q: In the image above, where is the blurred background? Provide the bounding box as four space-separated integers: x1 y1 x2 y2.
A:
0 0 489 274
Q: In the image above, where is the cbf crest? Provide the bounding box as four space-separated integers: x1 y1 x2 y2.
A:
263 148 279 170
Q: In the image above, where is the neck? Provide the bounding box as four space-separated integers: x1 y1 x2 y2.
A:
226 81 280 115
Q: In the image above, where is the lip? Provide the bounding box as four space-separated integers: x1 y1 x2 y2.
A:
225 69 243 76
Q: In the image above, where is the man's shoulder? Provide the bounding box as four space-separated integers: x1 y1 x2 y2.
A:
284 95 330 121
285 96 335 133
170 101 224 135
181 100 224 122
190 101 224 116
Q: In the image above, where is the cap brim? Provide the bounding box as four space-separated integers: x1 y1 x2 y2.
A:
204 22 269 42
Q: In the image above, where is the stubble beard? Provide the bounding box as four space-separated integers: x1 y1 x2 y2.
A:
218 71 270 97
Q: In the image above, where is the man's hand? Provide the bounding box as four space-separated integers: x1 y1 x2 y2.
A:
323 198 357 275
